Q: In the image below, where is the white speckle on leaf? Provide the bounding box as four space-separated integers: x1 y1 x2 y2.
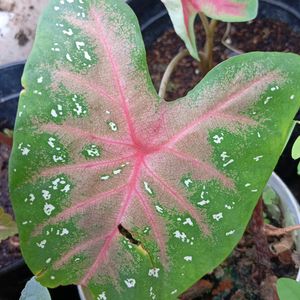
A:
221 151 229 161
251 189 258 193
184 256 192 262
144 181 153 195
24 193 35 205
124 278 136 288
226 230 235 236
86 145 100 157
264 96 272 104
155 205 163 214
66 53 72 62
257 132 261 138
213 133 224 144
97 292 107 300
100 175 110 181
184 178 193 187
225 204 233 210
50 276 55 280
183 218 193 226
61 184 71 193
254 155 263 161
54 6 60 11
46 258 52 264
37 76 43 83
221 152 234 167
44 203 55 216
33 90 42 95
36 240 47 248
198 200 210 206
149 287 156 300
108 121 118 132
171 290 178 295
84 51 92 61
213 213 223 221
148 268 160 278
53 154 66 163
48 137 56 148
173 230 187 242
73 102 85 116
75 41 85 50
57 228 69 236
66 0 74 3
271 86 279 91
51 109 58 118
63 28 73 36
113 169 122 175
18 143 31 156
290 95 295 100
245 183 251 187
42 190 51 200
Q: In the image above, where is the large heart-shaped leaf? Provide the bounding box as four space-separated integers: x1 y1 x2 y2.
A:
9 0 300 299
162 0 258 59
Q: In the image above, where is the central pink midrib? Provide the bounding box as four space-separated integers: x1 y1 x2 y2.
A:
91 9 138 146
81 156 144 285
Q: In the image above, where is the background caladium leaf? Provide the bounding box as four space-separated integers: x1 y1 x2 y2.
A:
0 207 18 242
162 0 258 59
20 277 51 300
277 278 300 300
9 0 300 299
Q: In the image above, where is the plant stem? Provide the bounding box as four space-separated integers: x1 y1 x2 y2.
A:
199 13 218 74
0 132 12 148
159 49 189 99
264 223 300 236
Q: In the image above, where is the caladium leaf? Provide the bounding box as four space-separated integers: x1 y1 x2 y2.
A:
9 0 300 299
277 278 300 300
0 207 18 242
162 0 258 59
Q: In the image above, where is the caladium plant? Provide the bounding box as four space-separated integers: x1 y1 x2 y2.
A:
162 0 258 60
8 0 300 299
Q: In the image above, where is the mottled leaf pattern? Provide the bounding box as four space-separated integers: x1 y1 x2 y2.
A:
9 0 300 299
162 0 258 59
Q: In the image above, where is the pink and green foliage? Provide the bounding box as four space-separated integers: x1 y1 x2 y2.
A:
162 0 258 59
9 0 300 299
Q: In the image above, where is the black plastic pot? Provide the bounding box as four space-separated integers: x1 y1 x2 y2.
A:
0 1 299 299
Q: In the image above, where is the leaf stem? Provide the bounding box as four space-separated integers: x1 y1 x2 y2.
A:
0 132 12 148
264 223 300 236
199 13 218 74
158 49 189 99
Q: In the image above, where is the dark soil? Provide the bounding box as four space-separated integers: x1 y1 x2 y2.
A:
0 144 21 269
146 19 300 300
147 19 300 101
